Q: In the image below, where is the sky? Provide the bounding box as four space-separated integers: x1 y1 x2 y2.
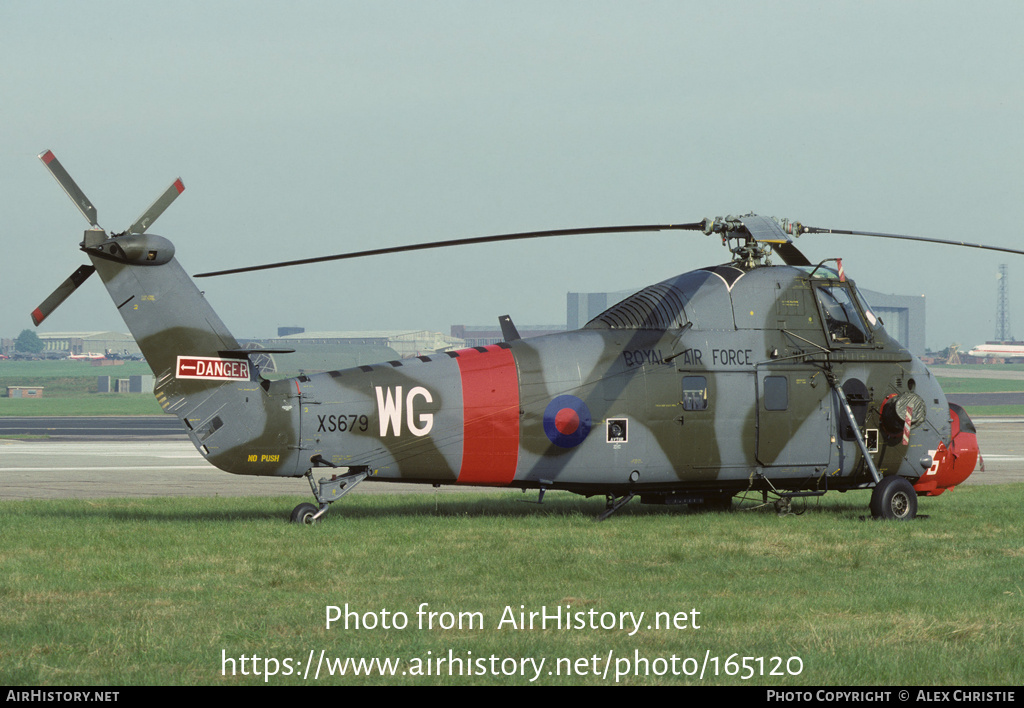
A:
3 1 1024 352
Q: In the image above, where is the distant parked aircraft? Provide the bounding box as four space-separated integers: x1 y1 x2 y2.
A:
967 343 1024 360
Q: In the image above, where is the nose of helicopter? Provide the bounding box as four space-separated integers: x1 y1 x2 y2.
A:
914 404 980 496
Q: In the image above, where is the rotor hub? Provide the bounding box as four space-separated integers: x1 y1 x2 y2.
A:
701 215 782 267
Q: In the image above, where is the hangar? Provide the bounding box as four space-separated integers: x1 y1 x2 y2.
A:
33 331 141 358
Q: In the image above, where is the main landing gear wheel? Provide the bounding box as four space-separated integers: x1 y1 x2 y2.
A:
290 502 320 525
870 476 918 521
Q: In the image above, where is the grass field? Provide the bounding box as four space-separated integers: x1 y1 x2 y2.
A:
934 376 1024 393
1 486 1021 686
0 360 163 416
934 373 1024 415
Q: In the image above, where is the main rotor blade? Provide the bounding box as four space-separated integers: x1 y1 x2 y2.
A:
128 178 185 234
38 150 99 228
30 265 96 326
769 241 812 267
737 215 811 266
800 225 1024 257
193 222 705 278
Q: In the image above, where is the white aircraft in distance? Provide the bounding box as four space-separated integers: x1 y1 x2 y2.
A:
967 343 1024 360
68 352 106 360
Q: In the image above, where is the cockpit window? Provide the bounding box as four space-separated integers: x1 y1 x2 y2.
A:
815 284 869 344
852 288 882 331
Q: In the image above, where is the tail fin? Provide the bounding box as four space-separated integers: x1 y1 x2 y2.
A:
85 233 265 447
87 232 241 379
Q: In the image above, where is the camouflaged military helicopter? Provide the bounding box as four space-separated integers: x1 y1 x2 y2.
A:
33 150 1023 524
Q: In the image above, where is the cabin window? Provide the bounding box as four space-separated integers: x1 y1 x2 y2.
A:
763 376 788 411
815 284 868 344
681 376 708 411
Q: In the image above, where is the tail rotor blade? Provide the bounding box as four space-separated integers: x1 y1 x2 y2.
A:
128 178 185 234
30 265 96 326
38 150 100 228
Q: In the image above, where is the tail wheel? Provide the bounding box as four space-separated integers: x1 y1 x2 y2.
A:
870 476 918 520
290 502 320 524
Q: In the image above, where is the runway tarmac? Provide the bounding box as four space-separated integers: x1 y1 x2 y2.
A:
1 417 1020 501
0 415 183 438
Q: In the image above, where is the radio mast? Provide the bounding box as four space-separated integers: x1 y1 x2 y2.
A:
996 264 1012 342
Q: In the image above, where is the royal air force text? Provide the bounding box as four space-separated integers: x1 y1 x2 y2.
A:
621 348 755 368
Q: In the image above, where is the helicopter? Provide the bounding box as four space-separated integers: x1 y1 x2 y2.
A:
31 150 1024 524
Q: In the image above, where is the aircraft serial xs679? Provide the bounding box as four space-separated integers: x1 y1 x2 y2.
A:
32 151 1023 523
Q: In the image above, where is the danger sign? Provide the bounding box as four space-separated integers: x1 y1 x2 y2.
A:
176 356 251 381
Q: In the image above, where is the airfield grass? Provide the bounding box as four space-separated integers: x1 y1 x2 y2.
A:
1 486 1021 686
934 377 1024 393
0 360 163 416
961 405 1024 417
0 396 163 416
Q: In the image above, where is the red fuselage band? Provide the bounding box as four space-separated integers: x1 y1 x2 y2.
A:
455 345 520 484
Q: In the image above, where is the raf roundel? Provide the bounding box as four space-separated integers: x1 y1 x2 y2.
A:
543 395 592 448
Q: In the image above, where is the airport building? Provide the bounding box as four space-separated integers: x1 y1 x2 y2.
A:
450 324 566 347
267 329 464 357
33 331 141 358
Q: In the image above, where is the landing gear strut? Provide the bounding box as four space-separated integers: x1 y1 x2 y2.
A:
595 492 635 522
290 457 371 524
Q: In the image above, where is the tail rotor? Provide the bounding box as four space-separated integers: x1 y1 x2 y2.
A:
31 150 185 326
39 149 100 229
30 264 97 326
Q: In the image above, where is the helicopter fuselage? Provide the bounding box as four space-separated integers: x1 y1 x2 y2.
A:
168 261 976 504
31 150 988 520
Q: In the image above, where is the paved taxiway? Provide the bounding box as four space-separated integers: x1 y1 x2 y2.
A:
0 417 1020 500
0 415 182 438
